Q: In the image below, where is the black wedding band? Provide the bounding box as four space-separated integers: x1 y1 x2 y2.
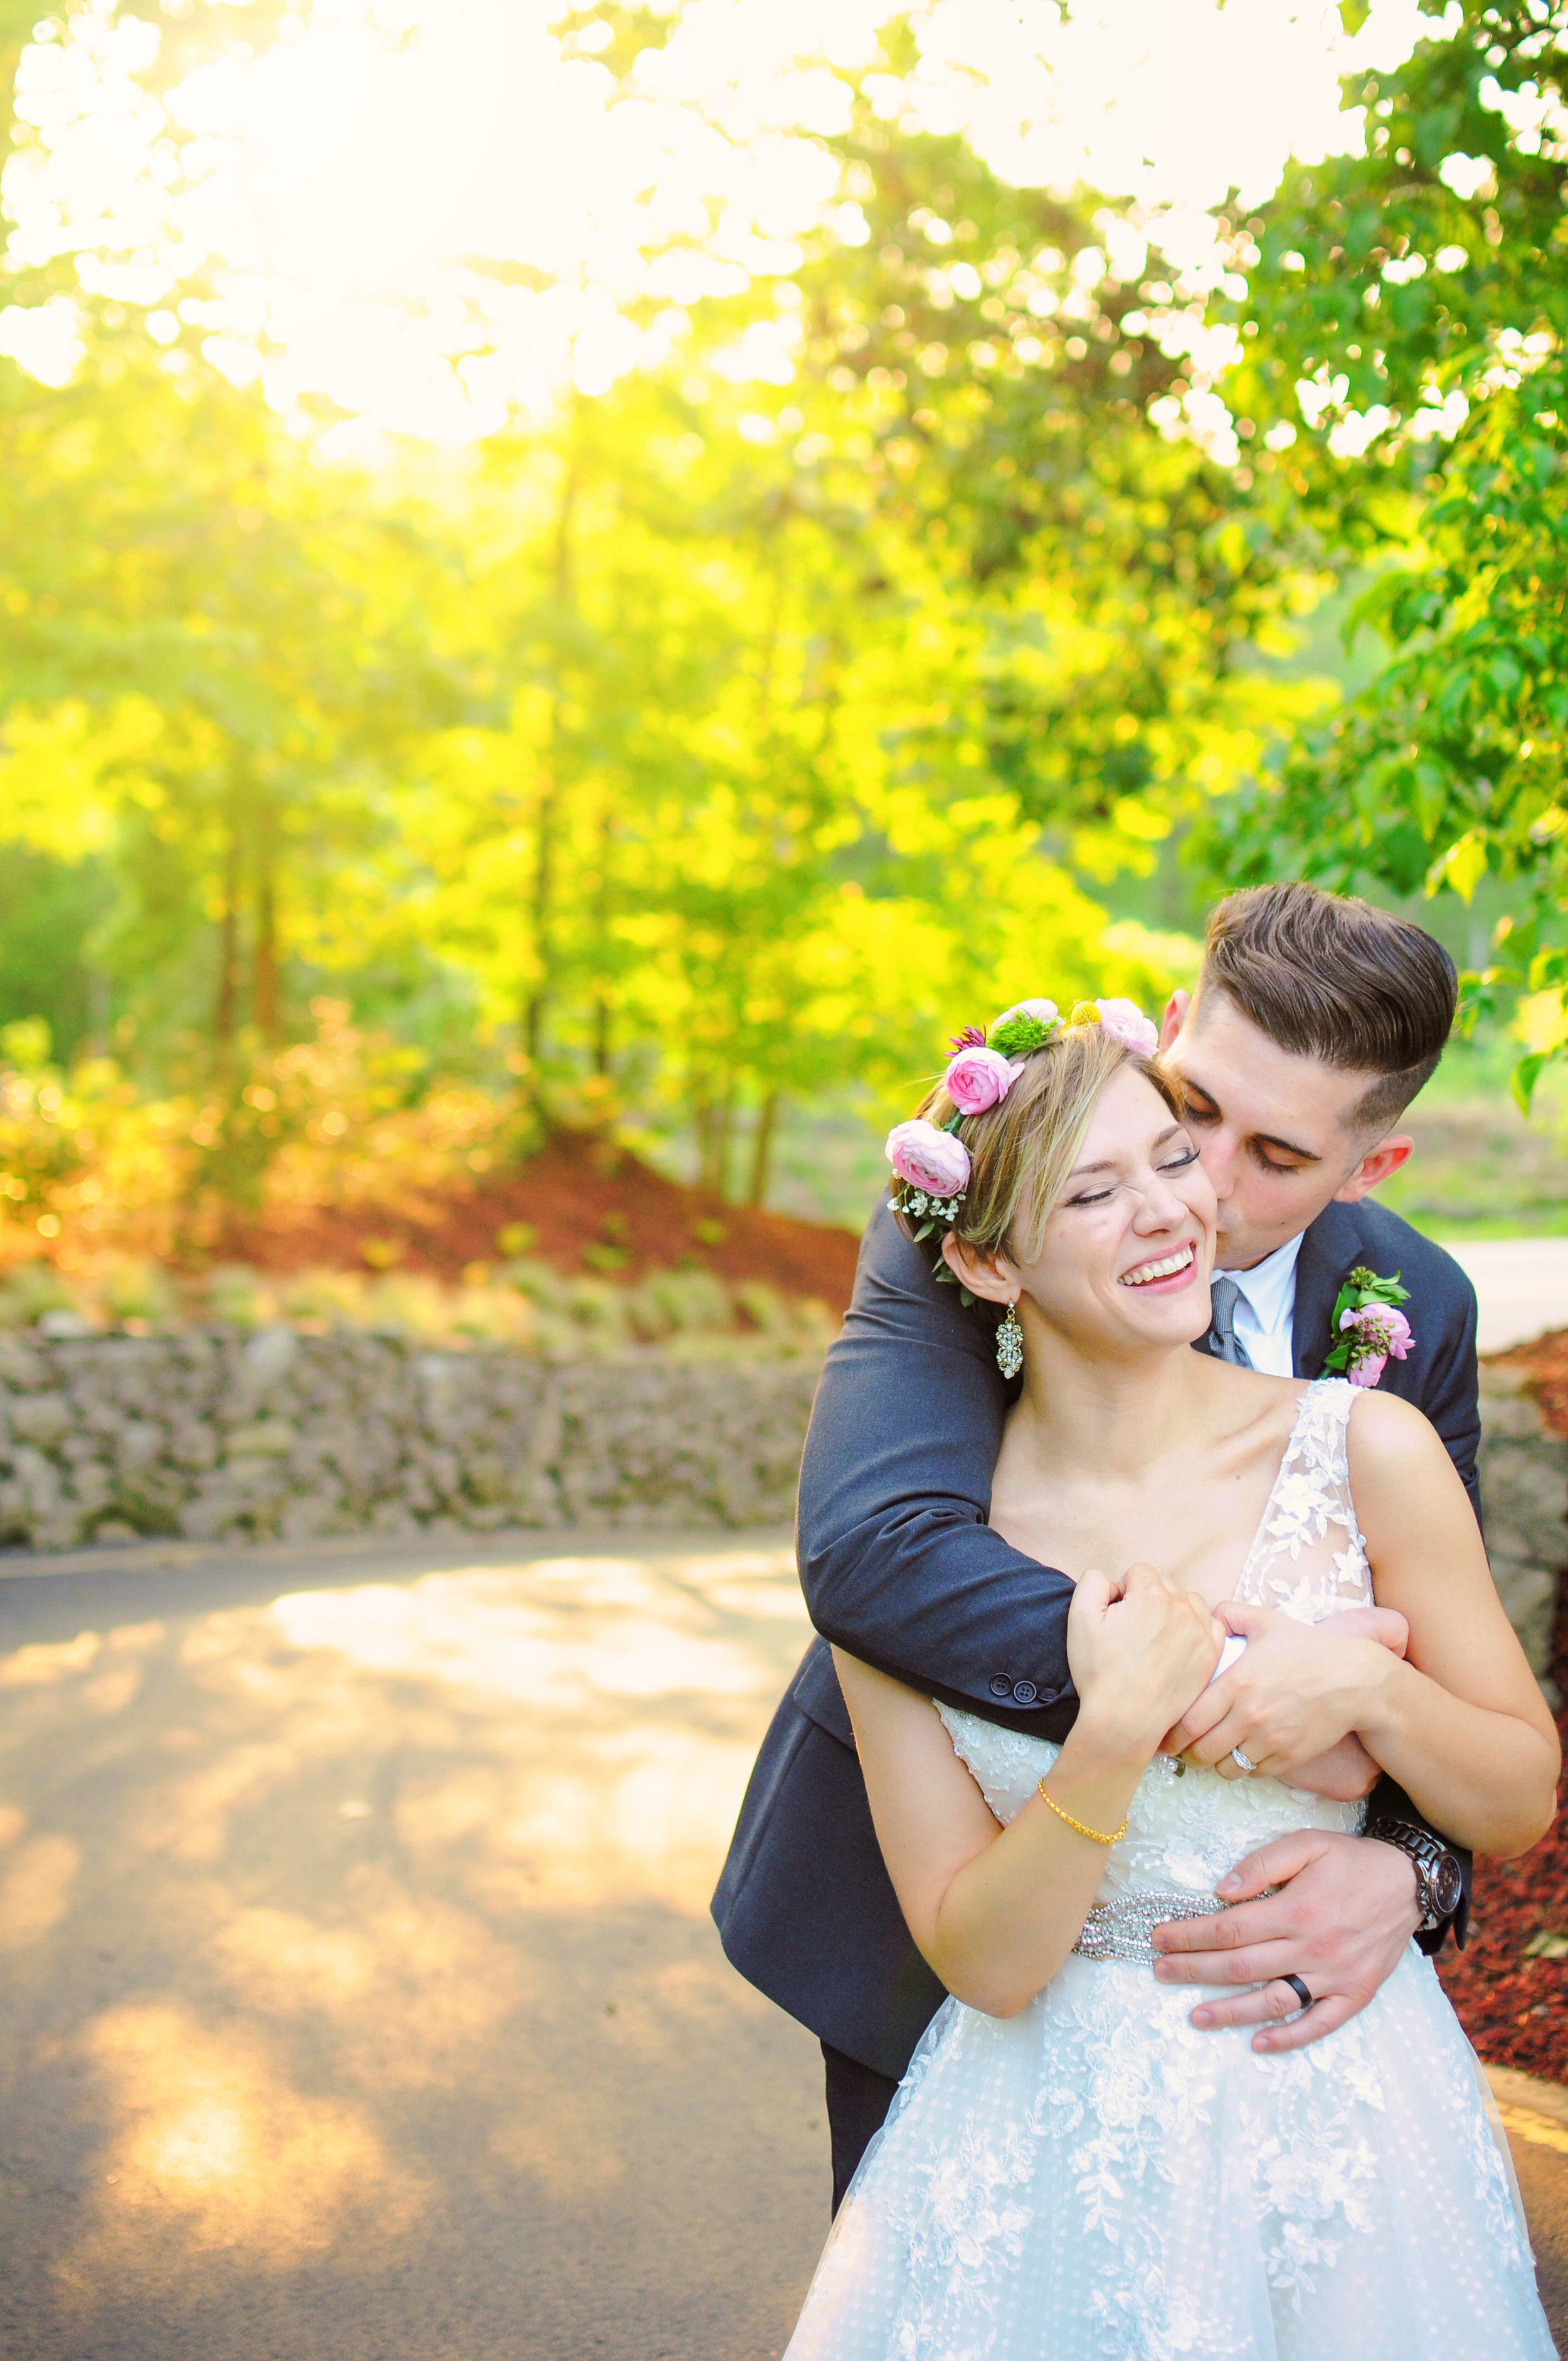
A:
1279 1973 1313 2012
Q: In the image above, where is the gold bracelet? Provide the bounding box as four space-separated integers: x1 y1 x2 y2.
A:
1036 1779 1127 1847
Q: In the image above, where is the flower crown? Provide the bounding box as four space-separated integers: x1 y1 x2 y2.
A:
885 994 1159 1236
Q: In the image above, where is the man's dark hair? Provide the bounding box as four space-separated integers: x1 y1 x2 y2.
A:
1201 883 1457 1135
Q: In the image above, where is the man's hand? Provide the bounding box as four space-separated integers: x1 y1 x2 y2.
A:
1152 1827 1422 2051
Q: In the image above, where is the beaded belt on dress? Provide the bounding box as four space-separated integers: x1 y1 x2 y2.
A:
1072 1889 1229 1963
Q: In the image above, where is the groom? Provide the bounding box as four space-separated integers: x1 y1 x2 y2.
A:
714 883 1485 2210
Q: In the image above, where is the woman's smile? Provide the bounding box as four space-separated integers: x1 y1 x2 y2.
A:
1116 1242 1199 1292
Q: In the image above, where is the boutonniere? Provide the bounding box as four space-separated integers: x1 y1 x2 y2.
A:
1322 1265 1414 1389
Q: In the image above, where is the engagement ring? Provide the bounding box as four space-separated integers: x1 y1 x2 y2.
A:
1229 1747 1256 1774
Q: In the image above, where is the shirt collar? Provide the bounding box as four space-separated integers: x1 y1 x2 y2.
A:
1224 1229 1305 1324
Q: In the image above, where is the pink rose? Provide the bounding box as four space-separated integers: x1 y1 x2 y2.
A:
1093 997 1159 1057
1347 1353 1387 1389
885 1118 971 1198
943 1044 1025 1114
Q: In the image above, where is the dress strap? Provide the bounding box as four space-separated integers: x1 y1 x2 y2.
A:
1233 1378 1374 1617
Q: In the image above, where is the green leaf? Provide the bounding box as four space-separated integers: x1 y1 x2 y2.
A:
1512 1053 1549 1117
1428 832 1488 905
1411 762 1448 844
1337 0 1369 29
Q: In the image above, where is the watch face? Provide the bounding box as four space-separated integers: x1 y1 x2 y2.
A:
1428 1853 1464 1918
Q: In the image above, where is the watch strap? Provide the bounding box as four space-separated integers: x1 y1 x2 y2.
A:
1365 1778 1471 1955
1365 1821 1449 1929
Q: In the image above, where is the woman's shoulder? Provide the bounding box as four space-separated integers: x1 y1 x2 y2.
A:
1239 1372 1436 1454
1338 1380 1449 1492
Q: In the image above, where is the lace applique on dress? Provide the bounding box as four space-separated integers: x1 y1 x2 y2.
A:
1233 1377 1373 1621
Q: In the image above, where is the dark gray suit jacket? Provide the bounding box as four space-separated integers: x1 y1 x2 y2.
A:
711 1192 1481 2079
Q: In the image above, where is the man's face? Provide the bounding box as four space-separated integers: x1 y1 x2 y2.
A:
1158 985 1414 1271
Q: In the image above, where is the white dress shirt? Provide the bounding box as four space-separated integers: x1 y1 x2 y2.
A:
1222 1230 1305 1379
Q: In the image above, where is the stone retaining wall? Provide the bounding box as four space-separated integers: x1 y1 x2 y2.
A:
1478 1364 1566 1687
0 1331 822 1553
0 1334 1563 1684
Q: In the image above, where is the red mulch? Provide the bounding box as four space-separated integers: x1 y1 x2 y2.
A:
1490 1327 1568 1443
209 1128 865 1313
1437 1522 1568 2085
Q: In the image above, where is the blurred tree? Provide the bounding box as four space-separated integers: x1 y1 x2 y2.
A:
794 78 1330 861
1199 0 1568 1096
388 62 1332 1190
0 344 455 1065
0 847 110 1054
0 5 1335 1211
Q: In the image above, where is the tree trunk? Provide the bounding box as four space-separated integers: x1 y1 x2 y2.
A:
693 1083 714 1189
523 751 558 1064
591 800 613 1079
252 824 281 1044
747 1089 781 1207
522 452 581 1073
213 822 241 1053
703 1074 736 1199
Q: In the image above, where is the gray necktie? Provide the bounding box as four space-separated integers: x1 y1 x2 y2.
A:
1206 1275 1254 1367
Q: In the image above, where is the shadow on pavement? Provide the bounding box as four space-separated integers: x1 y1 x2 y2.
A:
0 1535 825 2361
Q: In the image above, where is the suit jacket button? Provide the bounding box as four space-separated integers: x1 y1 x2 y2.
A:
1012 1679 1038 1705
988 1675 1013 1699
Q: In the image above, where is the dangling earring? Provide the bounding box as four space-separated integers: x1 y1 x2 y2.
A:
996 1299 1024 1379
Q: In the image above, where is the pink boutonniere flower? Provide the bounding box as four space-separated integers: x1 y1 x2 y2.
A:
1323 1266 1414 1388
1339 1303 1414 1388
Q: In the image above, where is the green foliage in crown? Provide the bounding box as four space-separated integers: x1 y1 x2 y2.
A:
987 1011 1056 1058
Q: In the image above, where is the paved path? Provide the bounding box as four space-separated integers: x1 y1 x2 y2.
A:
0 1529 1562 2357
1447 1236 1568 1354
0 1531 827 2360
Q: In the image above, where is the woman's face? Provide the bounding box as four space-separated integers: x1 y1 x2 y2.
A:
1013 1064 1217 1354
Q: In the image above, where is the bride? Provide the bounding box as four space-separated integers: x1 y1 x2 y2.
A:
783 1008 1559 2360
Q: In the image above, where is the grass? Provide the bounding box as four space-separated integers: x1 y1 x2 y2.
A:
1382 1104 1568 1239
1379 1045 1568 1240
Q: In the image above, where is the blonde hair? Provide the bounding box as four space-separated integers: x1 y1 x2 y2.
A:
904 1024 1181 1267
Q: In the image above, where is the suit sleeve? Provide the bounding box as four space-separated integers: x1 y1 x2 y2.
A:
796 1196 1076 1729
1417 1258 1482 1526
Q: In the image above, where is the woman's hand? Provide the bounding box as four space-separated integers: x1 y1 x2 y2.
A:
1167 1600 1401 1781
1276 1732 1384 1801
1067 1561 1224 1764
1269 1610 1411 1797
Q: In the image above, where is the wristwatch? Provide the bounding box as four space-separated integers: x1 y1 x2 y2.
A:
1367 1822 1465 1931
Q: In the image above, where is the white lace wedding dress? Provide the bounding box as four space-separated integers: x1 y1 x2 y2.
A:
785 1380 1555 2360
